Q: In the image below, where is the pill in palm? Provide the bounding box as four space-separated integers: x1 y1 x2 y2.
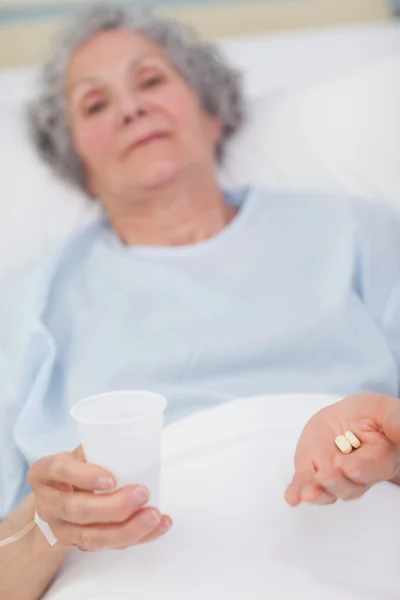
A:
344 430 361 449
335 435 353 454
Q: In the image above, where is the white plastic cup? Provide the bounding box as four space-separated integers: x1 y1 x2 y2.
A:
70 391 167 507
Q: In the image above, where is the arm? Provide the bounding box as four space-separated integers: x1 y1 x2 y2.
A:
0 494 71 600
0 270 170 600
0 267 71 599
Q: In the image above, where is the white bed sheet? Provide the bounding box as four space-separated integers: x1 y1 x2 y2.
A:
44 394 400 600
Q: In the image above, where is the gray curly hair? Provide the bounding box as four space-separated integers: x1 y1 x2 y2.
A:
28 4 244 193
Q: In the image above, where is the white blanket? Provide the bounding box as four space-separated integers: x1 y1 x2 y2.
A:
44 394 400 600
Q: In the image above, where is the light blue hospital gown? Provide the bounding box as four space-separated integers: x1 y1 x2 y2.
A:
1 187 400 518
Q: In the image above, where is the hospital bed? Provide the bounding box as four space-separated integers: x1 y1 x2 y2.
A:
0 1 399 598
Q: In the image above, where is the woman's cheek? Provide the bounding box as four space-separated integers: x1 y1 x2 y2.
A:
79 121 115 163
163 87 192 122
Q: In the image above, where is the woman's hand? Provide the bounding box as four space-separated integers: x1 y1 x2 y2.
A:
285 392 400 507
28 446 172 551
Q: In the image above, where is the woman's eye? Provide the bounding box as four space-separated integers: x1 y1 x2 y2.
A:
141 75 164 90
85 101 107 116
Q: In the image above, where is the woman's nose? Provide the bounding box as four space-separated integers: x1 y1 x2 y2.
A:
123 109 145 125
119 93 145 125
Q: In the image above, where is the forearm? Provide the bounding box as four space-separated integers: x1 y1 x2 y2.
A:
0 493 72 600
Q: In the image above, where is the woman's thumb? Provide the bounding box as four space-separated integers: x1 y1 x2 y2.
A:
71 445 86 461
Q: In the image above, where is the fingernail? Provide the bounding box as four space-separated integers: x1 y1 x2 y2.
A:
160 517 172 533
141 510 160 528
95 477 115 491
131 487 149 506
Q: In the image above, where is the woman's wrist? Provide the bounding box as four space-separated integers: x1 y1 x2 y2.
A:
0 492 70 559
0 493 35 542
0 496 72 600
30 522 72 559
28 505 72 559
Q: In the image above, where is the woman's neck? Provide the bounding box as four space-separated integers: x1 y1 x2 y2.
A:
105 176 237 247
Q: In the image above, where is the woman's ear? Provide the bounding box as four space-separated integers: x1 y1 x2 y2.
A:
209 117 223 145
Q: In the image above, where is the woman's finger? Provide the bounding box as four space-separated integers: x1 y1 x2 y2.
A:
285 465 337 506
107 516 173 550
28 451 116 492
55 507 162 551
285 483 302 507
300 484 337 505
285 467 315 506
71 445 86 461
315 466 368 501
379 404 400 445
36 484 149 525
140 515 173 544
334 447 399 485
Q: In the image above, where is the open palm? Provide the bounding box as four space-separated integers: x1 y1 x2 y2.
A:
285 392 400 506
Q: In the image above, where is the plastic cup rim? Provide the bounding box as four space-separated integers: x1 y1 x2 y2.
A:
69 390 168 426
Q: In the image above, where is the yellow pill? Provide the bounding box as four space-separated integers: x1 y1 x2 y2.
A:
335 435 353 454
344 430 361 449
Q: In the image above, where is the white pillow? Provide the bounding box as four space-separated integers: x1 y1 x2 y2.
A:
222 53 400 211
0 108 99 280
0 66 38 110
220 22 400 97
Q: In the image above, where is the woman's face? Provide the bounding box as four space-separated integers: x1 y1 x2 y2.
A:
66 29 222 201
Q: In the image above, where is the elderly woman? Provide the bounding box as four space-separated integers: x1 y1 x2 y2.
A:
1 5 400 599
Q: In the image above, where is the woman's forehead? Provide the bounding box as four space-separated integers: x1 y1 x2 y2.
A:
66 29 167 89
